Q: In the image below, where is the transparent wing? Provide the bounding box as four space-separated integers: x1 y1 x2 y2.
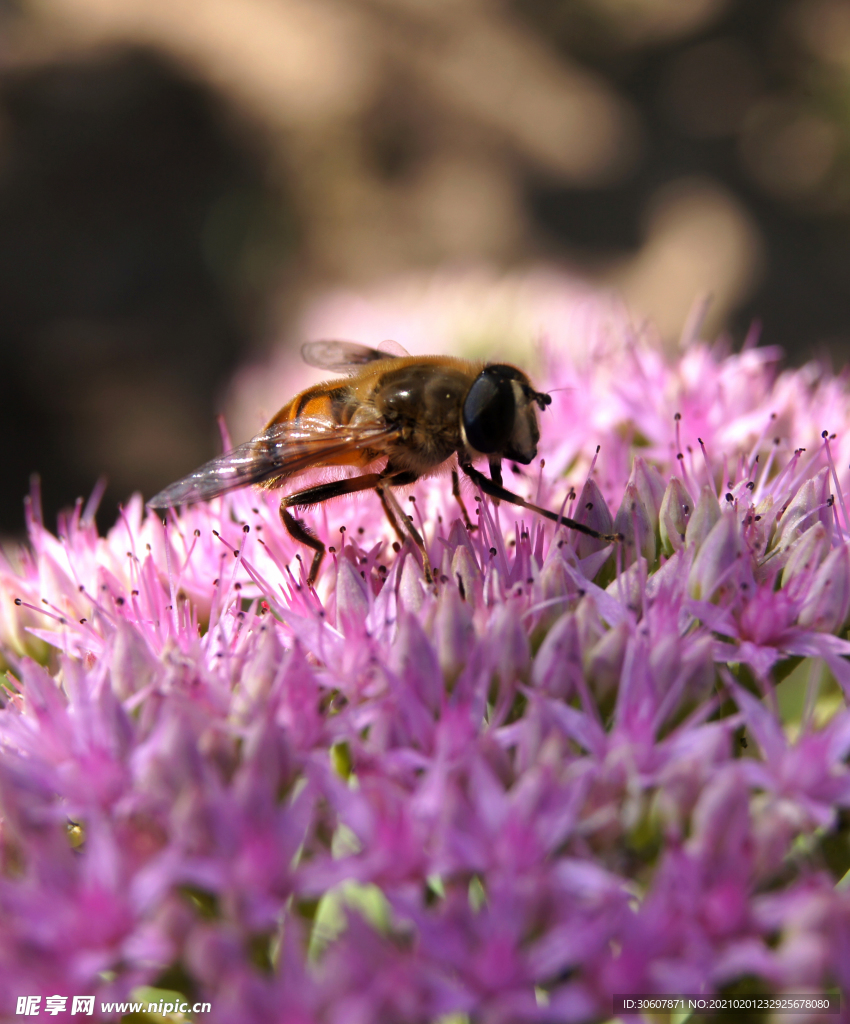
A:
301 339 409 374
147 416 398 509
376 339 410 358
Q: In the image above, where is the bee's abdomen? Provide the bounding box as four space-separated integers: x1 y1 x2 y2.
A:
261 382 373 483
267 384 357 428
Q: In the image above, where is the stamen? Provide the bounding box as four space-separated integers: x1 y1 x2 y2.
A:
745 412 777 479
535 459 545 506
821 430 849 537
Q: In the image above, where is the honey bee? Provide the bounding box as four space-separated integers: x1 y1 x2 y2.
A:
147 341 615 584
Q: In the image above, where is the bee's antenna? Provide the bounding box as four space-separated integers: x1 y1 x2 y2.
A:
535 385 576 409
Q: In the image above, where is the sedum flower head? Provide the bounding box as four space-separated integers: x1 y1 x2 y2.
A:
3 284 850 1019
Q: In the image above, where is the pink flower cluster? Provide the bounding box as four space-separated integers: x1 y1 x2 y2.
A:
3 302 850 1021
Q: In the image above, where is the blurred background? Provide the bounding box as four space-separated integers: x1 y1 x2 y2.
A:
1 0 849 533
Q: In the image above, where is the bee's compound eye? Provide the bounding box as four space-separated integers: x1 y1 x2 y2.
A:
462 369 516 454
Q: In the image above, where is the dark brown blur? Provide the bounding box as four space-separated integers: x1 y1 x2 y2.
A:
0 0 848 532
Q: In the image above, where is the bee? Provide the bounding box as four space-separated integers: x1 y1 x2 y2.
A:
147 341 615 585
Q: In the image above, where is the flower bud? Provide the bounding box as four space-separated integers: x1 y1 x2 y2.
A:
234 620 284 708
532 610 580 699
685 484 721 550
434 585 474 681
438 545 453 582
687 512 742 601
391 610 441 710
797 543 850 633
399 552 427 614
451 544 480 602
629 457 666 531
584 619 629 702
614 482 656 564
533 554 576 630
780 522 829 590
488 604 530 685
659 476 692 555
574 592 605 651
538 555 571 604
336 554 370 631
749 494 777 578
752 797 803 881
571 478 614 559
777 468 833 549
687 768 752 870
109 620 158 699
605 558 646 613
447 517 472 549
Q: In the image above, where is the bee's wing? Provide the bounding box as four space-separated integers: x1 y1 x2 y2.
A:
147 417 399 509
301 339 409 373
376 339 410 358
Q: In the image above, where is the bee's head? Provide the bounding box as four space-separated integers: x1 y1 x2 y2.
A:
462 364 550 464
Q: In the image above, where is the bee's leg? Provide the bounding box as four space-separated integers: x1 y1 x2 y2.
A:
369 464 413 543
374 487 406 544
451 468 477 532
373 486 405 543
376 479 433 585
279 507 326 586
459 462 621 542
281 473 384 585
